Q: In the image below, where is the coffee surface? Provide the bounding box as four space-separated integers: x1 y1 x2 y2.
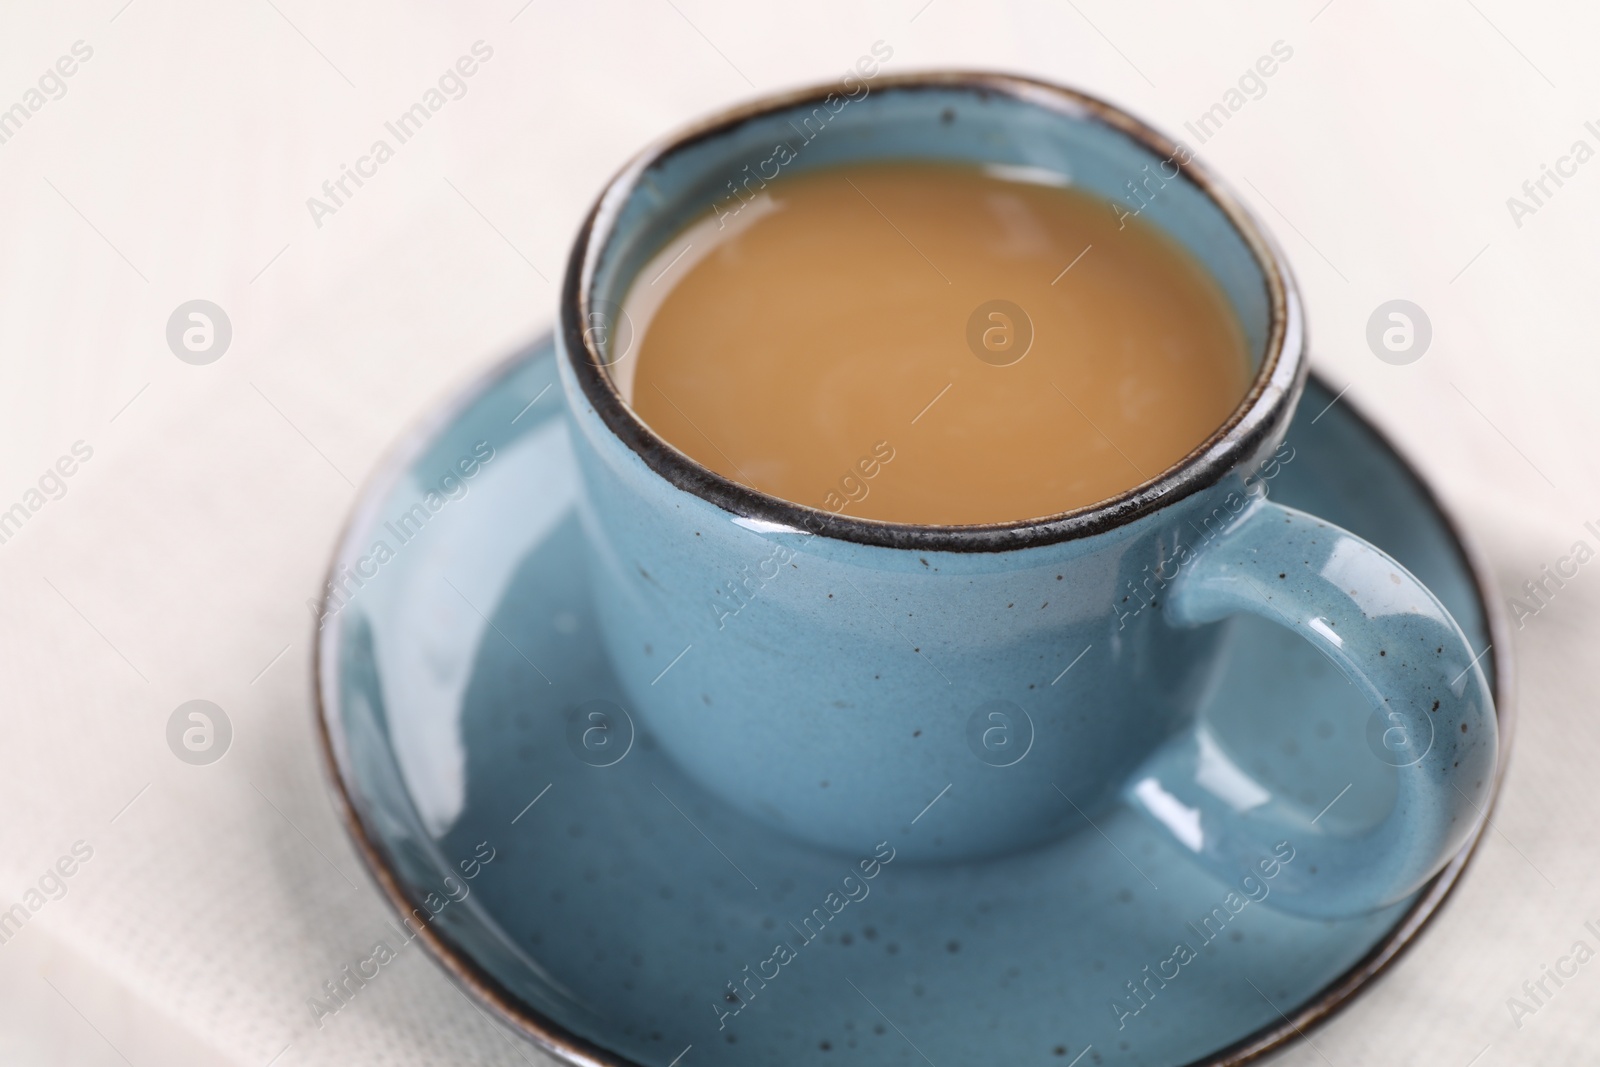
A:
621 161 1252 525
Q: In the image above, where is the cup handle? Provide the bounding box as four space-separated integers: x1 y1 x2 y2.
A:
1122 499 1497 918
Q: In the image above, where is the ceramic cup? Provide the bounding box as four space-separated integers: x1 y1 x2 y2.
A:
556 72 1496 918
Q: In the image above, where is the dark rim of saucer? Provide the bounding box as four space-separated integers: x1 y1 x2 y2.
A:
561 71 1305 553
312 331 1515 1067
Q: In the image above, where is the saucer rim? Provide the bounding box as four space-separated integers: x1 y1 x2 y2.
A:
311 335 1517 1067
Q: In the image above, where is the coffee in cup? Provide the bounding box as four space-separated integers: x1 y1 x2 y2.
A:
617 160 1251 525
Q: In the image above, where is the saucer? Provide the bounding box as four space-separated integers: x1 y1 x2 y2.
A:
315 335 1512 1067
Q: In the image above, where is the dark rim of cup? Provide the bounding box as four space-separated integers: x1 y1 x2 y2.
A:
562 70 1304 553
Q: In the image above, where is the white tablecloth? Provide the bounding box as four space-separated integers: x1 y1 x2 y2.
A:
0 1 1594 1063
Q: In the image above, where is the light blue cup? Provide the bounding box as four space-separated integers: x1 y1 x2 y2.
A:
556 72 1496 918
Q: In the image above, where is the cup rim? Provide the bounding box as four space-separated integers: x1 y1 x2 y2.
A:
561 70 1305 553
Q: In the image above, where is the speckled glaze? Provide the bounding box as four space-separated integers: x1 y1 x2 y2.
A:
558 73 1495 914
1144 503 1496 916
313 341 1511 1067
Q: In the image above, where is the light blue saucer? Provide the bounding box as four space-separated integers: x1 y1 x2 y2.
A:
315 335 1511 1067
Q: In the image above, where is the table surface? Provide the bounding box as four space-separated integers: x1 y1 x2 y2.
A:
1 2 1595 1064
